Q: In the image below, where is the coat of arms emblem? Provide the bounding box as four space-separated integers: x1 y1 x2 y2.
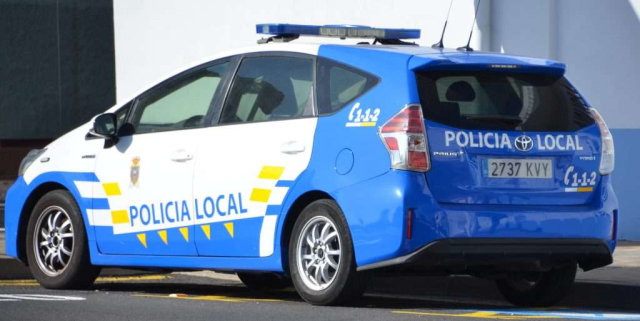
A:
130 157 140 187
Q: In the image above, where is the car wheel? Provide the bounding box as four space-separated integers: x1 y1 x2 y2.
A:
25 190 101 289
496 262 577 307
289 199 369 305
237 272 292 290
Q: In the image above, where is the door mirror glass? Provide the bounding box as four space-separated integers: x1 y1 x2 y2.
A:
92 113 117 138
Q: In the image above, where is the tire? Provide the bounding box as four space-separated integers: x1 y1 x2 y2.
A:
496 262 577 307
237 272 292 290
25 190 101 289
289 199 369 305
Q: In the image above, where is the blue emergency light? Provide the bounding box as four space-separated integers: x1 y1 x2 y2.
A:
256 23 420 40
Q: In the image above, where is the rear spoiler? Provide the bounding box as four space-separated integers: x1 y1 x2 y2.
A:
408 53 566 76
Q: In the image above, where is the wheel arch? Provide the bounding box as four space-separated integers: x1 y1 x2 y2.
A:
279 190 335 272
16 182 69 264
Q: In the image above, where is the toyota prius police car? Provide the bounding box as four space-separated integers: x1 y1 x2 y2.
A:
4 24 617 307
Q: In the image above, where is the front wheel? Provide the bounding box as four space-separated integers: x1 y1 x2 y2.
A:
25 190 101 289
289 200 368 305
496 262 577 307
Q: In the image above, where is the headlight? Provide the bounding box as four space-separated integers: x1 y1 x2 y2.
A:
18 149 47 177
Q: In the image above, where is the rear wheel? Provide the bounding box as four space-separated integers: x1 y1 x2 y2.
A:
237 272 291 290
289 200 368 305
26 190 101 289
496 262 577 307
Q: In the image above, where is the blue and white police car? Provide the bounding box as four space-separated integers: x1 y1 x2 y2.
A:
4 24 617 307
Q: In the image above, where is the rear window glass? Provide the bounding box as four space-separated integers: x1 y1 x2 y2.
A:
317 58 378 115
416 72 594 132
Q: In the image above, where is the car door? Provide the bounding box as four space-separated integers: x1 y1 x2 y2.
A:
193 53 318 257
92 60 232 255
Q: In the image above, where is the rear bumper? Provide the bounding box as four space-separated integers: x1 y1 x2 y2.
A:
334 170 618 268
358 238 613 272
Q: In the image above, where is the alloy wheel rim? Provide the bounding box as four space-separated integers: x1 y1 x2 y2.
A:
296 216 341 291
33 206 74 277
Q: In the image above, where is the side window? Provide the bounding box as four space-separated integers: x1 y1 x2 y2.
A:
219 56 314 124
133 62 229 134
317 58 379 115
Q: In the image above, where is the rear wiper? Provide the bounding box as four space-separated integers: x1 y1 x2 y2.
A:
464 115 524 126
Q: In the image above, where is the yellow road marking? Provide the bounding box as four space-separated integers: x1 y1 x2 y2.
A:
111 210 130 224
102 182 121 196
258 166 285 180
250 188 271 203
132 293 281 303
0 275 170 287
392 310 559 319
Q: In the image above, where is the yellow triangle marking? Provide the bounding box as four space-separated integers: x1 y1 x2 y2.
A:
137 233 147 248
200 225 211 240
179 227 189 242
224 222 234 238
157 230 168 245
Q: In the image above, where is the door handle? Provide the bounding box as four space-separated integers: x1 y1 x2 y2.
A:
280 141 306 155
170 149 193 162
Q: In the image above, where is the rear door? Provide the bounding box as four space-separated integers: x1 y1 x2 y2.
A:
416 70 601 205
193 53 317 257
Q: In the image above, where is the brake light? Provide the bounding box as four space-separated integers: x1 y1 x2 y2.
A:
379 104 430 172
590 109 615 175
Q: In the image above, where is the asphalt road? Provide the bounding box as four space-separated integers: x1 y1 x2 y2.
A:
1 268 640 321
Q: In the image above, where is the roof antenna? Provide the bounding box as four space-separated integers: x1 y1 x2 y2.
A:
457 0 481 52
432 0 454 49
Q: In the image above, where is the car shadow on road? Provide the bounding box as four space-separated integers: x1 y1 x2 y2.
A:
88 274 640 314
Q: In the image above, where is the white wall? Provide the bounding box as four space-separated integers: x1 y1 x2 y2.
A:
491 0 640 129
114 0 640 240
113 0 488 101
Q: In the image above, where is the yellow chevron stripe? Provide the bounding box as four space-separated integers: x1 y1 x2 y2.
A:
179 227 189 242
224 222 234 238
201 225 211 240
258 166 285 180
111 210 130 224
158 230 168 245
102 183 121 196
137 233 147 248
250 188 271 203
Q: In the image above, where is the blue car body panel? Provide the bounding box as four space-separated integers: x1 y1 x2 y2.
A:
4 43 618 272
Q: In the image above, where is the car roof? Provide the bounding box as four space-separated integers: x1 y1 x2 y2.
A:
110 41 565 113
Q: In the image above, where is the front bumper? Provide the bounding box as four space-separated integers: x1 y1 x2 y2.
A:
358 238 613 272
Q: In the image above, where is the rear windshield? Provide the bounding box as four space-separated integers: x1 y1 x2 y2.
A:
416 72 594 132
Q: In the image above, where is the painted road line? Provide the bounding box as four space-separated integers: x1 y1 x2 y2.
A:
367 292 507 307
392 310 557 320
392 309 640 320
132 293 282 303
0 275 170 287
0 294 85 301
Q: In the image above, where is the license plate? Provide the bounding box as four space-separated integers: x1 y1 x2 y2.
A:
484 158 553 179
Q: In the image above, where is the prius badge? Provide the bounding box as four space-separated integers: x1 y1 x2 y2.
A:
130 157 140 187
514 135 534 152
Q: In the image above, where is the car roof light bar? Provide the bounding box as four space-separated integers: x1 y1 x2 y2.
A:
256 23 421 42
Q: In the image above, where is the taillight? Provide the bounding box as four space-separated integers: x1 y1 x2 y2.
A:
590 109 615 175
379 104 430 172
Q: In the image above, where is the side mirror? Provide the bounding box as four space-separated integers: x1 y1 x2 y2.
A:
90 113 118 140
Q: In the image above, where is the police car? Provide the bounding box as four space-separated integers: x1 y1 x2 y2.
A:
4 24 617 307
